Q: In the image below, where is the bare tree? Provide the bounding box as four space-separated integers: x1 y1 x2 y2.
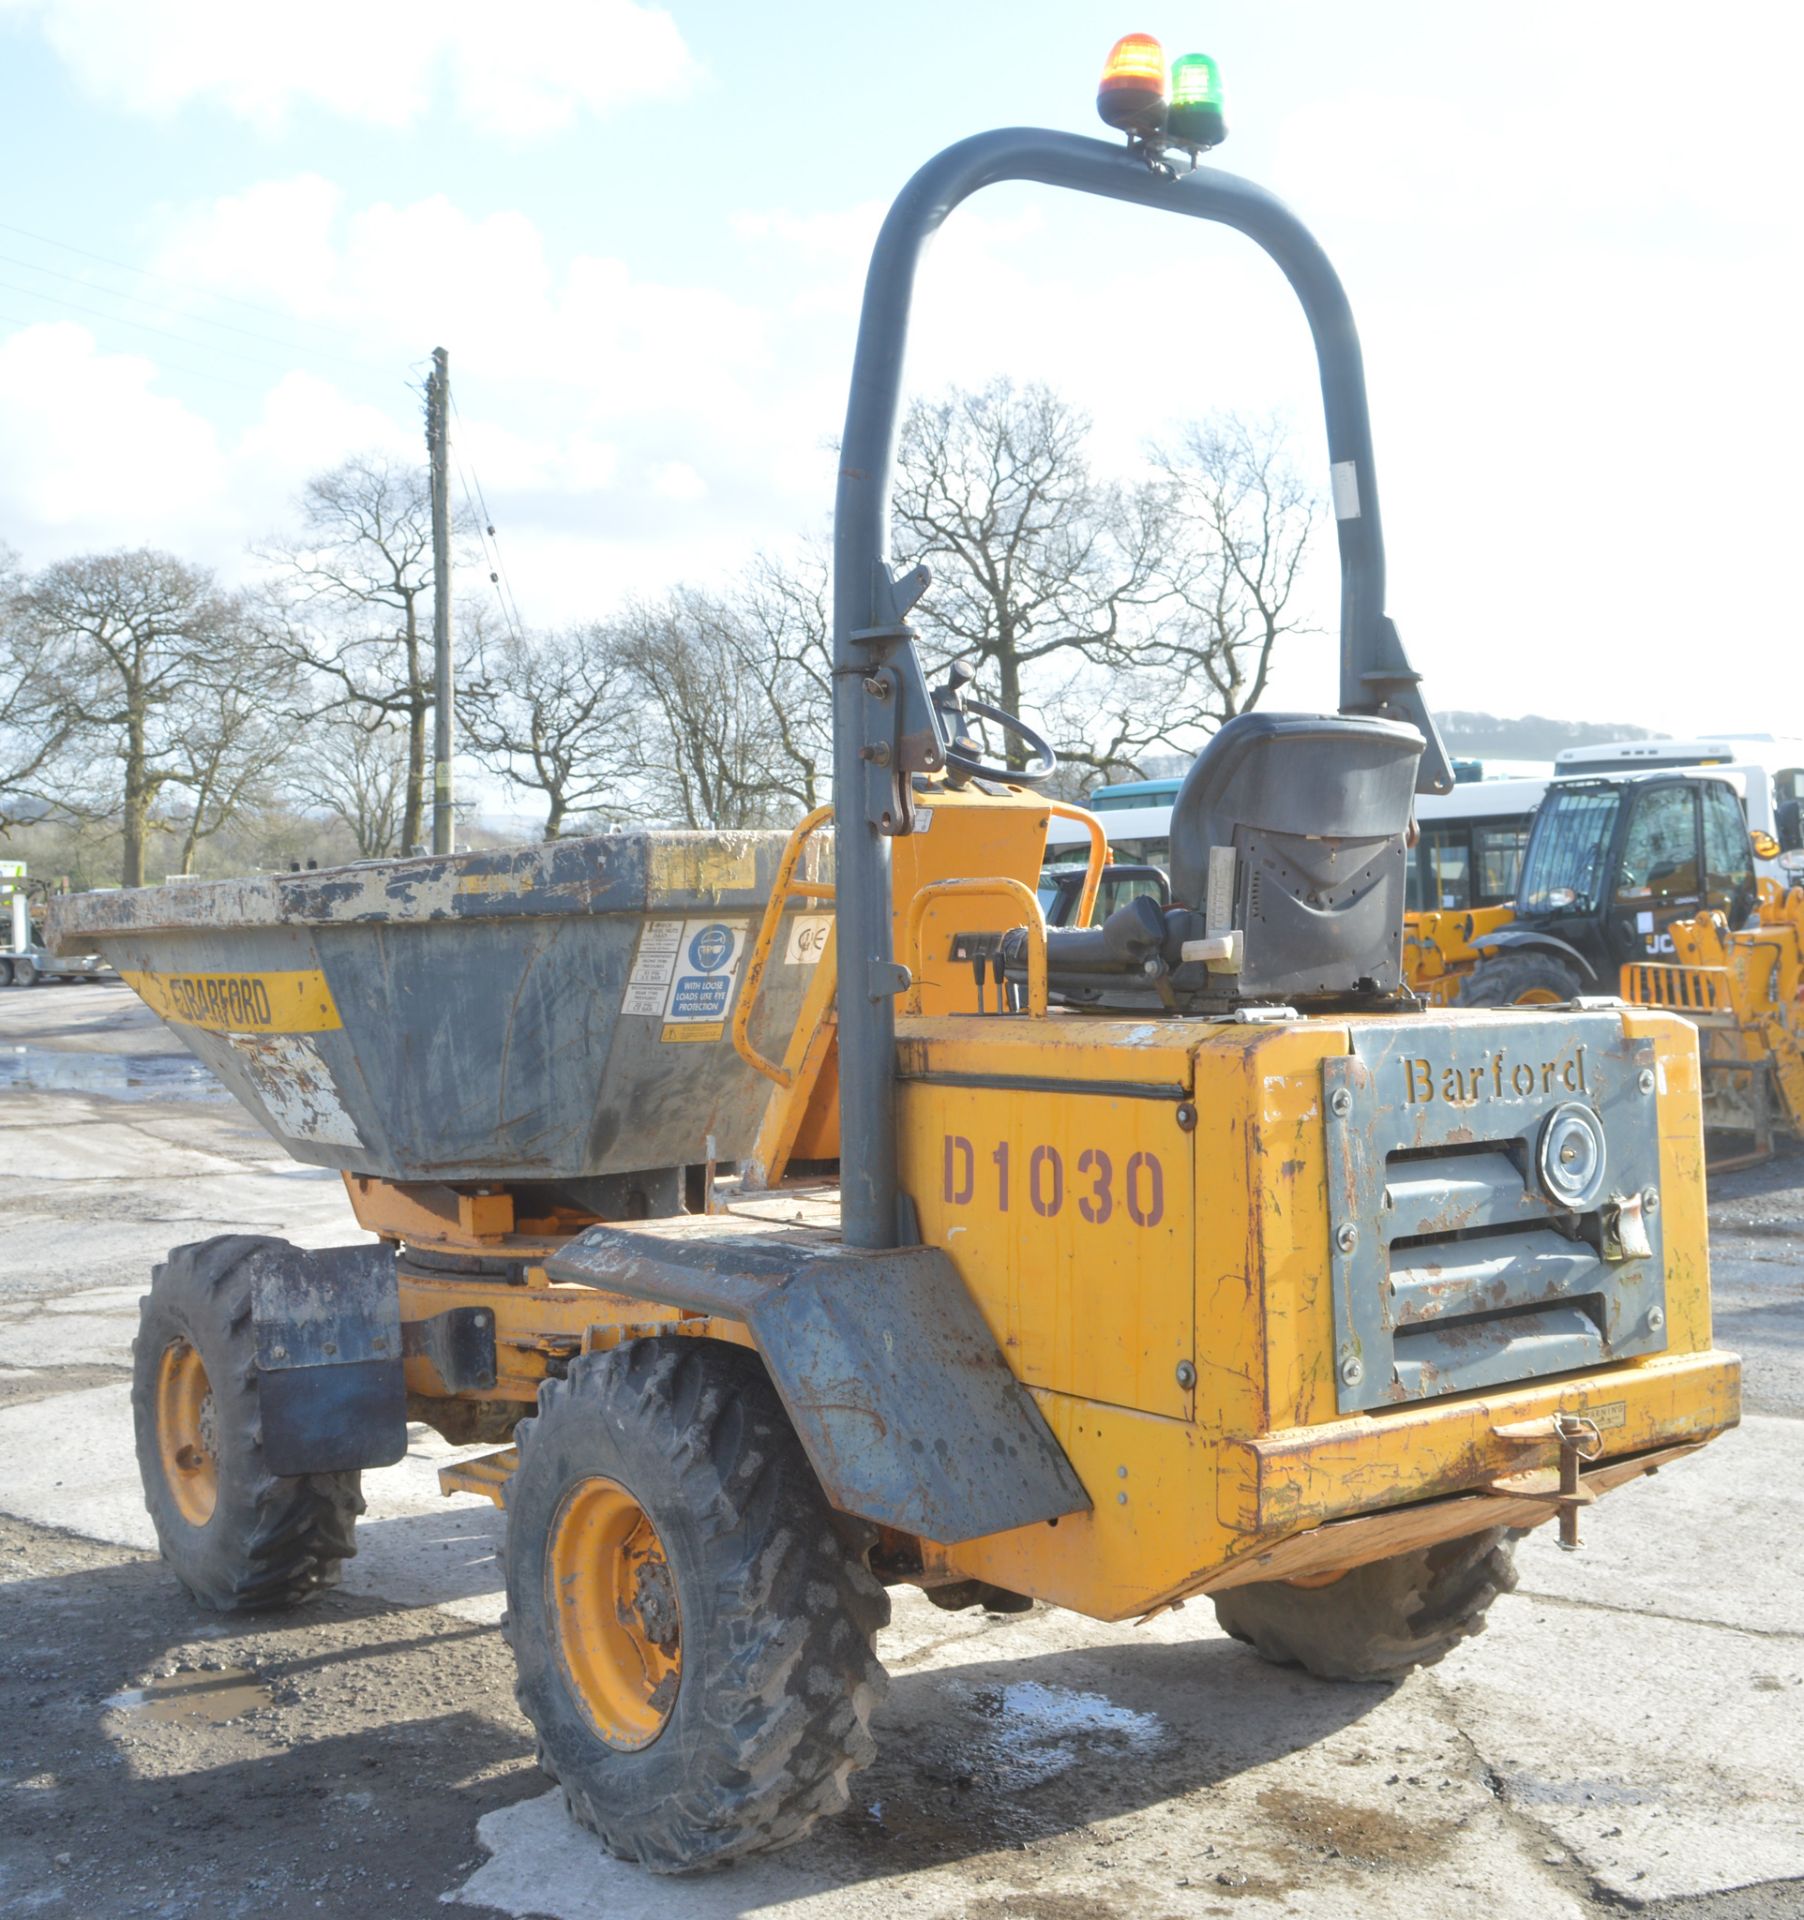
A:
720 547 834 813
890 379 1320 784
1147 413 1318 727
0 546 74 833
14 550 274 886
613 589 810 830
461 618 641 840
163 655 297 874
290 714 411 859
891 379 1168 773
258 454 471 855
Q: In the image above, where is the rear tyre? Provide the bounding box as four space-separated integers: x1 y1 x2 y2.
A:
1212 1528 1518 1682
1459 950 1582 1007
10 956 35 987
132 1235 363 1610
504 1337 890 1873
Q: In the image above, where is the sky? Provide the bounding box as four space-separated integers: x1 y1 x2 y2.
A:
1 0 1801 748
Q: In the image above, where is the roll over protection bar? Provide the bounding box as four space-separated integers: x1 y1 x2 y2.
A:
831 127 1451 1249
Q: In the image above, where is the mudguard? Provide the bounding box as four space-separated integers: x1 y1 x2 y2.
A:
1472 925 1600 981
250 1241 408 1475
547 1227 1092 1544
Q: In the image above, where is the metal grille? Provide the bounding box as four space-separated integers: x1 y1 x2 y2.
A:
1324 1014 1670 1414
1624 962 1729 1013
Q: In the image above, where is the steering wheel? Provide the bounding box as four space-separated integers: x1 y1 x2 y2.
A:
932 669 1057 788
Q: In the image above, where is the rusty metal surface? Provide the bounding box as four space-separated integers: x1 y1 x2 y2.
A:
1190 1441 1702 1601
548 1225 1092 1543
44 832 820 1184
1324 1012 1669 1413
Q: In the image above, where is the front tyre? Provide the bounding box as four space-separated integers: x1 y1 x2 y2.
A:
504 1338 889 1873
132 1235 363 1610
1459 950 1583 1007
1212 1529 1518 1682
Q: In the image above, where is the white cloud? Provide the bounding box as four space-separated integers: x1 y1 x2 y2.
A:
149 178 771 420
649 460 706 502
0 0 696 135
0 322 225 536
0 177 822 625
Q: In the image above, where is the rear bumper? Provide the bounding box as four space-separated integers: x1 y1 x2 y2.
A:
1221 1347 1740 1536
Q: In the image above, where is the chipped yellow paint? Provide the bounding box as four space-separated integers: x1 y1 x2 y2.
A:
890 786 1064 1016
898 1013 1196 1088
917 1343 1738 1622
455 872 519 896
1218 1348 1739 1538
896 1000 1738 1620
648 842 758 897
1622 1007 1714 1355
122 967 342 1033
900 1072 1196 1419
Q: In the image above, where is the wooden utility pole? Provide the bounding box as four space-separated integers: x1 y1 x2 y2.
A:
425 346 454 856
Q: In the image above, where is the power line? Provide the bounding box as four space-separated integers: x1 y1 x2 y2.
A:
0 272 344 378
453 452 526 643
0 247 375 373
404 368 524 643
450 391 529 638
0 215 369 342
0 305 270 394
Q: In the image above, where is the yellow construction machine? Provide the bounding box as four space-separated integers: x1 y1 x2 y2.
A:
1407 769 1768 1010
51 39 1739 1878
1621 880 1804 1166
1403 902 1516 1006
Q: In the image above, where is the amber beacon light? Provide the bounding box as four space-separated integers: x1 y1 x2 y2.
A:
1096 32 1168 134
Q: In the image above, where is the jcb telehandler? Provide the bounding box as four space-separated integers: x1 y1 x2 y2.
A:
53 37 1739 1876
1412 768 1765 1008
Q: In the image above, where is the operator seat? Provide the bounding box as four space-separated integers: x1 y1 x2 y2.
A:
1166 710 1424 1001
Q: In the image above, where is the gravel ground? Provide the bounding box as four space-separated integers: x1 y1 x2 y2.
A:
2 985 1801 1920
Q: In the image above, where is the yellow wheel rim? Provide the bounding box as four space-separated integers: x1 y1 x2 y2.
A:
548 1477 681 1750
155 1339 218 1527
1514 986 1564 1005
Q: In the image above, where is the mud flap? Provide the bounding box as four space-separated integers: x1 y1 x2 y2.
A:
547 1230 1092 1543
250 1242 407 1475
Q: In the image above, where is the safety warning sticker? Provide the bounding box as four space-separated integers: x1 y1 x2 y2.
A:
784 914 833 966
623 919 685 1017
624 917 750 1042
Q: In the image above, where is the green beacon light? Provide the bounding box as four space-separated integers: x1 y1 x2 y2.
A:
1167 52 1226 148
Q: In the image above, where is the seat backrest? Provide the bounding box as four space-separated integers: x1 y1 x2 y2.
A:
1168 711 1424 999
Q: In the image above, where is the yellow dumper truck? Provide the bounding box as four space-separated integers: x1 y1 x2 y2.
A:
52 39 1738 1877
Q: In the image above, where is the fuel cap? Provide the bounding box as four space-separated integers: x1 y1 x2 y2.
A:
1537 1102 1608 1211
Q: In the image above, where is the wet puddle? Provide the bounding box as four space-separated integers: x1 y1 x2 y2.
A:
860 1681 1168 1862
966 1680 1166 1792
103 1666 269 1723
0 1048 222 1101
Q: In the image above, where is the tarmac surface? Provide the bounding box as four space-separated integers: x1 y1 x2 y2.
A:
2 983 1801 1920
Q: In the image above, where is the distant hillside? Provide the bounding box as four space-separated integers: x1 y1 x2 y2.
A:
1432 711 1661 762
